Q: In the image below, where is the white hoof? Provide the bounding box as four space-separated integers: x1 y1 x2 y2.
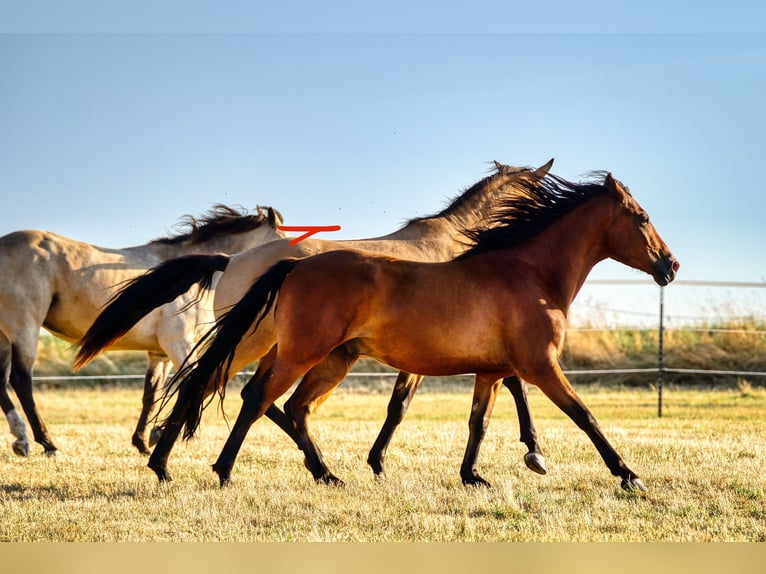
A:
524 452 547 475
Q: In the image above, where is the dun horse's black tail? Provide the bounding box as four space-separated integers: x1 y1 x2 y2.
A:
74 254 230 368
160 257 300 440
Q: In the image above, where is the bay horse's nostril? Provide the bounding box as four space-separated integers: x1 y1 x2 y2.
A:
672 259 680 273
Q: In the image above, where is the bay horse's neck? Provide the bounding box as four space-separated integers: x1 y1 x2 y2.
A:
514 195 614 312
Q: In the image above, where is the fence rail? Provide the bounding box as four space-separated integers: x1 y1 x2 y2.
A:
30 280 766 417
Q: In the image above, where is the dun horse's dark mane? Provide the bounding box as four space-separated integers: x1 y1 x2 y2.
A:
152 204 277 245
457 171 613 258
406 162 531 225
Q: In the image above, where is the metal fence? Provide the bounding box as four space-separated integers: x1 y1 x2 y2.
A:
32 279 766 418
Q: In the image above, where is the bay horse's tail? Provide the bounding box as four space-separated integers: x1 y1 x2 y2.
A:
74 254 230 368
164 258 300 439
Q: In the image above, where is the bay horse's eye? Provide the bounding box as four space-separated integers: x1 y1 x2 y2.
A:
638 213 650 226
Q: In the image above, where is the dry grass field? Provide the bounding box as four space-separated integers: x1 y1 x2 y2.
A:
1 382 764 543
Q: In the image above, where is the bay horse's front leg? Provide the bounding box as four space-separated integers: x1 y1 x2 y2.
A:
460 375 503 487
367 371 424 476
526 361 646 492
502 376 547 475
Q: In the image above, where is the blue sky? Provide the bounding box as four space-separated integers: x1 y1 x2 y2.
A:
2 5 765 324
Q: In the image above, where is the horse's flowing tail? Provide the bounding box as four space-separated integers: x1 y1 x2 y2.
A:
74 254 231 368
160 258 301 440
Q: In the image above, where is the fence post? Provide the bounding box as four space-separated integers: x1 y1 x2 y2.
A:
657 285 665 417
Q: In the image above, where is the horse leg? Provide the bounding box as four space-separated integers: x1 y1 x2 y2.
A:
527 362 646 492
0 341 30 456
283 347 358 485
211 360 308 487
460 375 503 487
9 341 57 455
503 376 547 475
132 354 172 455
249 346 302 447
366 372 424 477
147 372 219 482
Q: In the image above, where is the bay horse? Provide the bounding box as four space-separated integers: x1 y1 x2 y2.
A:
155 170 678 491
0 205 285 457
76 161 554 478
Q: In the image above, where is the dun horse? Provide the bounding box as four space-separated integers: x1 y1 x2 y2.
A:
76 161 553 478
0 205 285 456
153 171 678 491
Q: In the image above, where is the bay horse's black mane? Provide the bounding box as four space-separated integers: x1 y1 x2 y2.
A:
406 162 532 225
457 171 618 258
152 204 279 245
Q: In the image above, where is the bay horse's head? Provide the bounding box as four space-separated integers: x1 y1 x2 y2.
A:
603 174 680 286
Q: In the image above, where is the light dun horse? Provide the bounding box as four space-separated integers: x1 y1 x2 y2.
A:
76 161 554 478
0 205 285 456
152 170 679 491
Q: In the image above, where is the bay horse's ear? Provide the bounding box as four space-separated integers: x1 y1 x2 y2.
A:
533 158 554 177
605 173 620 195
493 160 504 172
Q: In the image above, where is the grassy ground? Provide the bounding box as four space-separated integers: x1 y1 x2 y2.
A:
1 383 763 542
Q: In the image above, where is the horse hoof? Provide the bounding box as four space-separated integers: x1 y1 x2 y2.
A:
12 440 29 457
524 452 547 475
462 475 493 488
219 477 232 488
132 436 151 456
316 474 345 487
44 448 58 457
149 427 163 447
621 477 647 493
149 464 173 483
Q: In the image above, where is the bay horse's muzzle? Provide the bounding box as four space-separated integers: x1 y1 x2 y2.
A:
653 255 680 286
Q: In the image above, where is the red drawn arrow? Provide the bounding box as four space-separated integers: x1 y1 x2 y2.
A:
278 225 341 245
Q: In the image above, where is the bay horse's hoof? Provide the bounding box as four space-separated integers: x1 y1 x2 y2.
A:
316 473 345 487
43 448 58 457
461 474 493 488
148 463 173 483
131 435 151 456
621 477 647 493
524 452 547 475
12 439 29 457
149 427 163 447
212 463 232 488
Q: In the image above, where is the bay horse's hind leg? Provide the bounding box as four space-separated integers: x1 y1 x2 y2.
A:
503 376 547 475
250 346 304 448
147 372 219 482
132 354 172 455
0 340 30 456
283 347 358 486
367 372 424 477
212 360 308 487
460 375 503 487
529 362 646 492
9 341 57 455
